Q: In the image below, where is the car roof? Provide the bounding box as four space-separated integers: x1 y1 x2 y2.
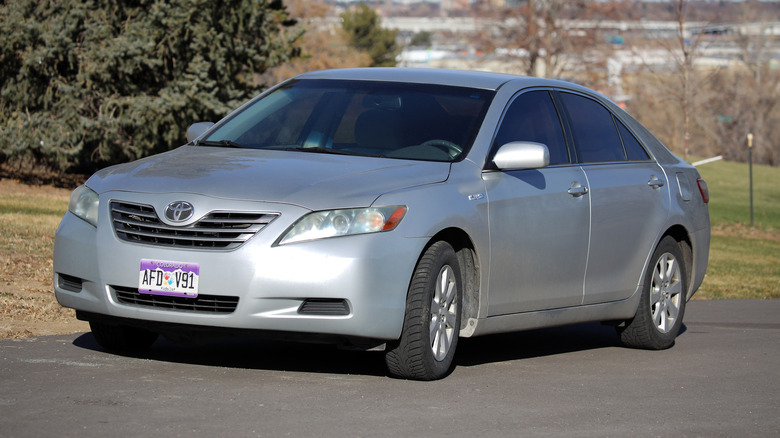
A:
295 68 583 92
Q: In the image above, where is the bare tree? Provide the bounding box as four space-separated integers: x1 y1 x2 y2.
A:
624 0 719 161
674 0 696 160
474 0 596 79
261 0 372 84
657 0 711 161
710 9 780 165
624 0 780 165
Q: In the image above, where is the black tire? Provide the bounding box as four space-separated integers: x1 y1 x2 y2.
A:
385 241 462 380
618 236 687 350
89 321 158 352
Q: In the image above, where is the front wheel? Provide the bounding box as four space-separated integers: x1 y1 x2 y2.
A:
385 241 462 380
617 236 687 350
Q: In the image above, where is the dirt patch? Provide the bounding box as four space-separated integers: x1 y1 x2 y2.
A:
0 281 90 339
711 222 780 242
0 177 76 197
0 162 87 189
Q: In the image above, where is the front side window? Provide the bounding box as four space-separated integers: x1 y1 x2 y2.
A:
493 90 570 165
560 93 626 163
200 79 495 162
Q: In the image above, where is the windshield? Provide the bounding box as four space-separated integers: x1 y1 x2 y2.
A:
200 79 495 162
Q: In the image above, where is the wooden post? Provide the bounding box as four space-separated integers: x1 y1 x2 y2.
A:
748 133 754 227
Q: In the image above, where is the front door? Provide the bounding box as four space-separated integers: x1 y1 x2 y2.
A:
484 90 590 315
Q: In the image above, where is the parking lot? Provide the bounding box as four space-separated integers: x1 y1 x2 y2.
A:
2 299 778 437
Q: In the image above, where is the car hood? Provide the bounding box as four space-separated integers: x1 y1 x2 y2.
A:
87 146 451 210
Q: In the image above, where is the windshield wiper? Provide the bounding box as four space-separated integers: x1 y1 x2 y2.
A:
285 146 384 157
195 139 247 149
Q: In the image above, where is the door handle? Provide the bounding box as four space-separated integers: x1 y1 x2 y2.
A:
568 183 589 197
648 175 665 189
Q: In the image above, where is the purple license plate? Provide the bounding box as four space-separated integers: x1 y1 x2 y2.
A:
138 259 199 298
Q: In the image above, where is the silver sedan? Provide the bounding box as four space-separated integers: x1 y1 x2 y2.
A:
54 68 710 380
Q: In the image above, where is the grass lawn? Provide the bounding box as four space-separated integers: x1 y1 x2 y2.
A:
697 158 780 229
694 159 780 299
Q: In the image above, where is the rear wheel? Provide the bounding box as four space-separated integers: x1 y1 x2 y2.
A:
89 321 158 352
618 236 687 350
385 241 462 380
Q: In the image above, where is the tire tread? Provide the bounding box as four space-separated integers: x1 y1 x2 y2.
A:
385 241 460 380
618 236 687 350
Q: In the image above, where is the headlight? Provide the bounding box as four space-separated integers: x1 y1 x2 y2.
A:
278 206 407 245
68 185 99 227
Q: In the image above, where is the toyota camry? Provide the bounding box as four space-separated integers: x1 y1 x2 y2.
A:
54 68 710 380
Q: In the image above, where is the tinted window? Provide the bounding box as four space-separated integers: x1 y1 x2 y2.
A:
617 120 650 161
203 79 494 162
493 90 569 165
560 93 626 163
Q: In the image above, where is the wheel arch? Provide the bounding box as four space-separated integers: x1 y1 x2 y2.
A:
660 224 694 300
425 228 481 334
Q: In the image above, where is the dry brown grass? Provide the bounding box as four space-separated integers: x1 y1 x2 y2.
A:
0 179 88 339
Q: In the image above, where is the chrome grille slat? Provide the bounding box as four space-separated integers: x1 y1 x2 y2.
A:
199 217 271 225
110 201 278 250
111 204 158 219
113 219 256 238
114 216 261 234
114 227 252 243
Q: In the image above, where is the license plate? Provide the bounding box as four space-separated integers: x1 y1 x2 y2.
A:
138 259 199 298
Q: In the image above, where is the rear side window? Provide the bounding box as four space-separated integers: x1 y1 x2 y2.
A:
493 90 569 165
617 120 650 161
559 93 626 163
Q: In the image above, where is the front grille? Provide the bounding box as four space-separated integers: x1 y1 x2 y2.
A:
110 201 278 250
298 299 351 316
113 286 239 314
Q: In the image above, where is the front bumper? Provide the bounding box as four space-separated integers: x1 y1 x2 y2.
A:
53 191 424 341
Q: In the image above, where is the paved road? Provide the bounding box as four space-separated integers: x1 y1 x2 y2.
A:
2 299 778 437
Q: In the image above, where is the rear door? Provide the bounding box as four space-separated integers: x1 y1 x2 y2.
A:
557 91 671 304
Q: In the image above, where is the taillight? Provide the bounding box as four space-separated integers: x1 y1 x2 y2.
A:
696 178 709 204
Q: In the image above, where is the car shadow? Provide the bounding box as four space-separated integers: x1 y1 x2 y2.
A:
72 322 688 377
455 322 621 367
457 321 688 367
73 332 390 377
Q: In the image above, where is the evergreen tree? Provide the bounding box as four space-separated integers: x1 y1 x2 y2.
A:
0 0 301 175
340 4 400 68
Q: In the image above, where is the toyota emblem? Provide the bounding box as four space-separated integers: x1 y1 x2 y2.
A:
164 201 194 222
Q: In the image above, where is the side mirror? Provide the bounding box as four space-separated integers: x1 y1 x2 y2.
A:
186 122 215 143
492 141 550 170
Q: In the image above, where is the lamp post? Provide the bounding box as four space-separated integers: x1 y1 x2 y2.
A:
748 133 754 226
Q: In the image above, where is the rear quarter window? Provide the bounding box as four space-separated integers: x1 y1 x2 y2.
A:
617 120 650 161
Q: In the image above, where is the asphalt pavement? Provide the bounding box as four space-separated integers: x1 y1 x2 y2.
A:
1 299 778 437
